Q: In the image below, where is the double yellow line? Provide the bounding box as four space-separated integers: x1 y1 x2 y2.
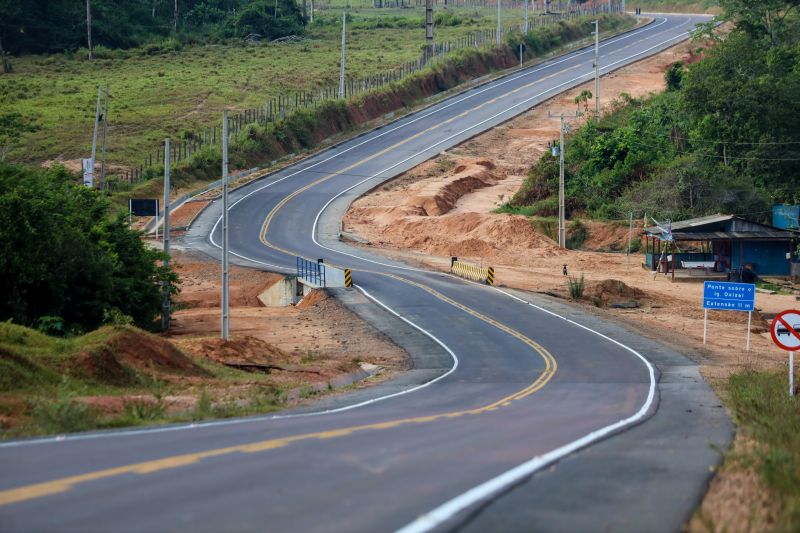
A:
0 62 574 509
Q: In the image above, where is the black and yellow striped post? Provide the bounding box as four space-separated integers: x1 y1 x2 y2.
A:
344 268 353 288
486 267 495 286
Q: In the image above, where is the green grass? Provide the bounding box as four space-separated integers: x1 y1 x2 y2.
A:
1 5 530 168
726 371 800 528
0 321 287 438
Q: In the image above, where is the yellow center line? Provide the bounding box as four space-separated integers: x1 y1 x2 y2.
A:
257 63 583 257
0 61 584 510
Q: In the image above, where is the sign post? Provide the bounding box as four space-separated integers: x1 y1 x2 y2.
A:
702 281 756 351
82 158 94 187
770 310 800 397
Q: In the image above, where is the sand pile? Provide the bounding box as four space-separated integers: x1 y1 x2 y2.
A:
345 158 561 265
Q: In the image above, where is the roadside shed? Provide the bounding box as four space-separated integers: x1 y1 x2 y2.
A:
642 214 798 281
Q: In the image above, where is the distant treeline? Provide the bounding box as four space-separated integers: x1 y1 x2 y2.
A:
0 0 306 55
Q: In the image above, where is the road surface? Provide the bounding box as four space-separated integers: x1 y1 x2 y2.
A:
0 13 731 533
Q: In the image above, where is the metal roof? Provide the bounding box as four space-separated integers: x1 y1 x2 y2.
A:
669 231 794 241
644 213 797 239
643 213 732 234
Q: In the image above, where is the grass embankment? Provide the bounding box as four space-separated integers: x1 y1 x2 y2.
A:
712 371 800 529
0 321 287 438
1 6 528 167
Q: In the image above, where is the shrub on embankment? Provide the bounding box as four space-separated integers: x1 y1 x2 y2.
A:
135 13 632 193
0 162 178 333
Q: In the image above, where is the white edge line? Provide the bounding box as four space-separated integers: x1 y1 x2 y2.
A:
0 18 683 449
206 17 674 257
311 19 691 272
395 287 657 533
0 286 458 448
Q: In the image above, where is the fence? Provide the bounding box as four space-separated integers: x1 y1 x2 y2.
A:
118 1 621 187
297 257 326 287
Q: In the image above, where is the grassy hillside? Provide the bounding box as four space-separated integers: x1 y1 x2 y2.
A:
0 321 284 438
2 6 532 168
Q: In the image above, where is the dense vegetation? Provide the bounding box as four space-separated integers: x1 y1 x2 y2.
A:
510 0 800 222
0 163 177 333
0 0 306 55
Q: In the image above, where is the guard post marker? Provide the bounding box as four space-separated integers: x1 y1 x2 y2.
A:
487 267 495 286
344 268 353 288
770 309 800 397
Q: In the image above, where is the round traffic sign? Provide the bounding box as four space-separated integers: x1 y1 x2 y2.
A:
771 310 800 351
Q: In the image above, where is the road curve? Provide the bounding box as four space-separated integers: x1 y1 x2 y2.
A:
0 14 731 533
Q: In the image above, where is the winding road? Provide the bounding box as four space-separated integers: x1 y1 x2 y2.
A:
0 13 732 532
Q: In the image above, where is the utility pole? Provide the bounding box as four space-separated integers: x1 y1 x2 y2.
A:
523 0 529 34
549 110 580 248
86 0 93 61
627 211 633 269
90 86 102 187
339 13 346 98
593 20 600 119
221 111 230 340
496 0 501 44
99 85 109 191
162 138 171 330
426 0 434 59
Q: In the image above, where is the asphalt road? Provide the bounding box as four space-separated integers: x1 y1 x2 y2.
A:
0 13 732 533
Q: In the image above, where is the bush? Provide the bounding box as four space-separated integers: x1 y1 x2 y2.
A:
0 163 175 331
122 399 166 422
32 380 98 433
35 316 65 337
566 220 588 250
567 273 585 299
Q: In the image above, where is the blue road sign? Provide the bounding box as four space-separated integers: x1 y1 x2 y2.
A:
703 281 755 312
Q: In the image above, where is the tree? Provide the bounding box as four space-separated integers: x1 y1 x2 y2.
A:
0 162 177 332
717 0 800 43
235 0 305 40
574 90 593 113
664 61 684 92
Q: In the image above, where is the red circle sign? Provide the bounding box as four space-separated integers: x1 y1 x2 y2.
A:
771 310 800 351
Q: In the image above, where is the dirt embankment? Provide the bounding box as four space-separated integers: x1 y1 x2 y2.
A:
342 38 797 531
346 158 561 261
168 249 409 390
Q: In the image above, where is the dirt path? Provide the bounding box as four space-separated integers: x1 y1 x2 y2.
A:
342 38 799 531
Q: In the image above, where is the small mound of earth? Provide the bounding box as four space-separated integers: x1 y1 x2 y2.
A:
73 326 210 385
176 335 290 366
296 289 329 309
588 279 647 306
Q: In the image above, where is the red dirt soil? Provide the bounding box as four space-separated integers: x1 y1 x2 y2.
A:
341 36 790 531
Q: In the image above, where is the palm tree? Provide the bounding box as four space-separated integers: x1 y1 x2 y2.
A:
574 90 592 114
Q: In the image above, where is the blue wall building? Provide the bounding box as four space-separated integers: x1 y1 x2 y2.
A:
643 214 798 280
774 205 800 230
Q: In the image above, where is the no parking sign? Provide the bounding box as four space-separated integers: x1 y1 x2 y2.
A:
770 310 800 396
